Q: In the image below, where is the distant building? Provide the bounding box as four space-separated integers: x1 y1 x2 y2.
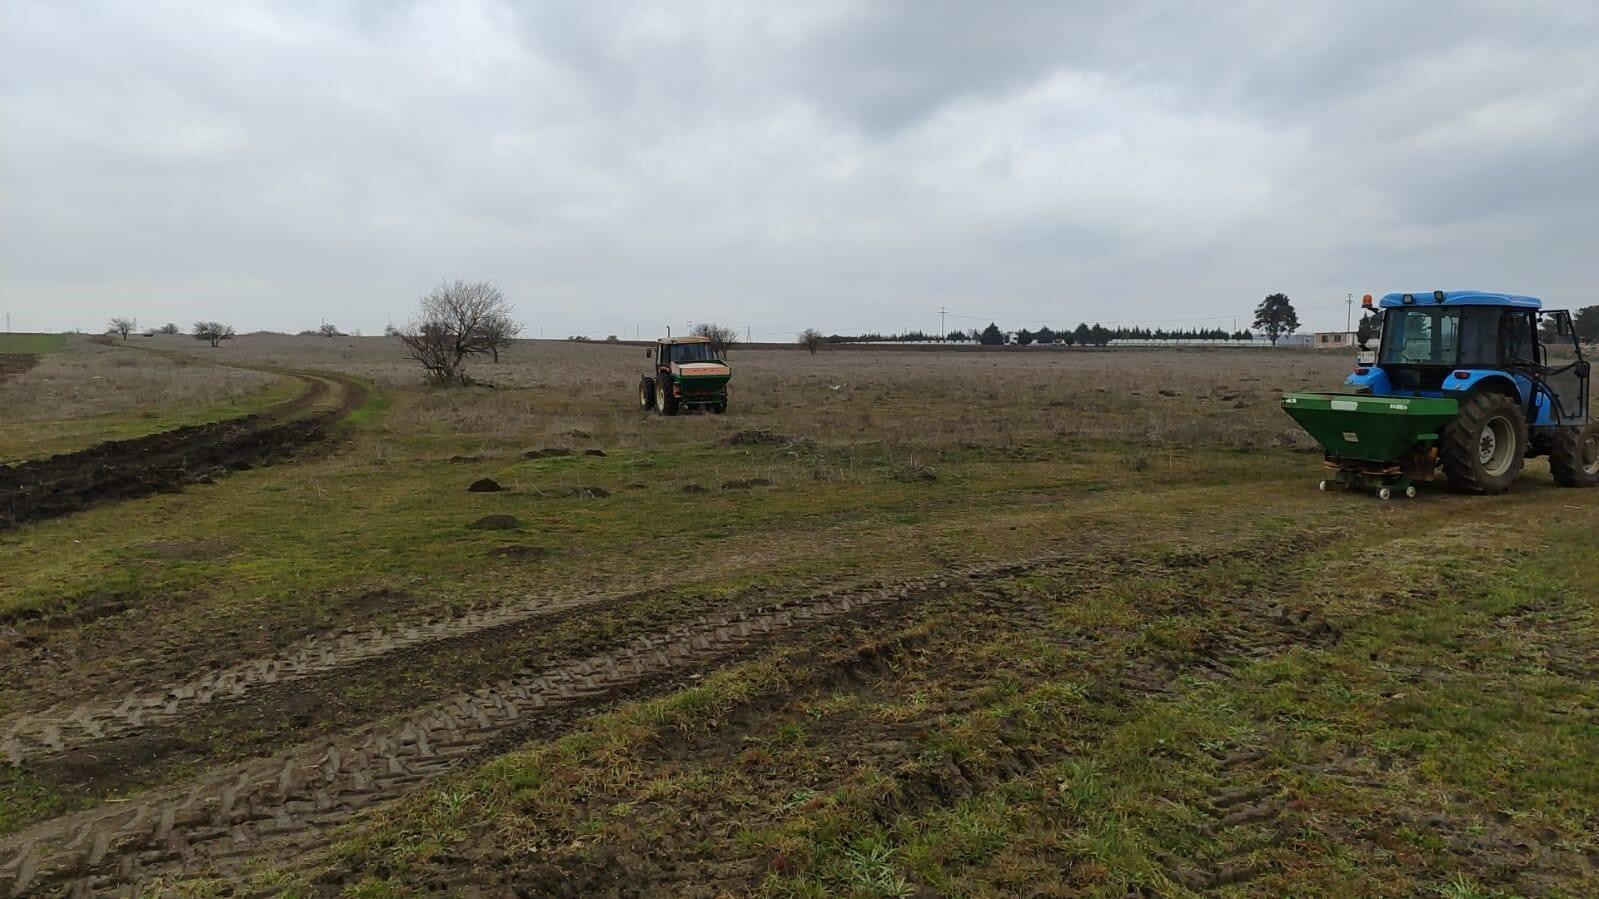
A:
1312 331 1358 349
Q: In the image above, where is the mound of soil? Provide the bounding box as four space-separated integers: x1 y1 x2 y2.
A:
720 478 773 490
468 478 505 493
467 514 521 530
682 484 709 494
522 448 574 459
584 449 607 457
488 544 549 561
447 455 483 464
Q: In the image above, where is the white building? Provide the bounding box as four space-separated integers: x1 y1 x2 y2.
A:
1312 331 1359 349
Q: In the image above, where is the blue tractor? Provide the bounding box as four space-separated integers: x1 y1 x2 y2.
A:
1282 290 1596 497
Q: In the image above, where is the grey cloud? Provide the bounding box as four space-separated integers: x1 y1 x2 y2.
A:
2 0 1596 337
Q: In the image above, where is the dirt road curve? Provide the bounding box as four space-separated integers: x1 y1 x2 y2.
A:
0 534 1319 897
0 370 367 531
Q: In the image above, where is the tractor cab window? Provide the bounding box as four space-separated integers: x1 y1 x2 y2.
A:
1381 308 1460 367
668 342 720 363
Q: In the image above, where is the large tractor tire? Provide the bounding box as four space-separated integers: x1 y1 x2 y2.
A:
655 375 679 416
709 399 727 414
1439 391 1526 494
1550 422 1599 487
639 376 656 410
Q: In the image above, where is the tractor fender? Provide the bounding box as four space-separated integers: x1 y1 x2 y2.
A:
1441 371 1526 407
1344 366 1392 394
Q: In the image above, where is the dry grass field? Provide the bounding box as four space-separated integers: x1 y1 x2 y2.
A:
2 336 1596 898
0 337 288 460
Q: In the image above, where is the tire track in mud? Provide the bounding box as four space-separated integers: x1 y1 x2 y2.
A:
0 535 1319 898
0 369 366 533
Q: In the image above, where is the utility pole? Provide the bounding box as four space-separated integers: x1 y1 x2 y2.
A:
1346 293 1353 336
939 305 947 342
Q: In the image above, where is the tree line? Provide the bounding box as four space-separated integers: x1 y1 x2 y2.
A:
817 323 1255 346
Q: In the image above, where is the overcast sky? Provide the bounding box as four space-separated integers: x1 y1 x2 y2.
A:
3 1 1596 338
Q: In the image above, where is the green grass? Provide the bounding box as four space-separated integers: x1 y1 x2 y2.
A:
0 376 303 461
283 494 1599 897
0 332 66 354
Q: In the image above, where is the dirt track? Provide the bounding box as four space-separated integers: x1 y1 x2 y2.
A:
0 532 1323 897
0 370 366 532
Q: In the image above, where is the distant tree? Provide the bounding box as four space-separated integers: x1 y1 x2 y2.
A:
1072 323 1092 346
945 330 968 342
1014 328 1035 346
108 317 136 341
978 322 1005 346
384 323 400 337
192 321 235 347
1088 323 1113 347
397 279 515 385
1035 326 1055 344
1253 293 1300 347
798 327 825 355
1575 306 1599 343
157 322 180 335
476 311 522 362
690 322 739 355
1356 311 1380 349
317 322 342 338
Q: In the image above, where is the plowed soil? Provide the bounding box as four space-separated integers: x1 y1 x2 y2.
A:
0 370 366 532
0 355 39 386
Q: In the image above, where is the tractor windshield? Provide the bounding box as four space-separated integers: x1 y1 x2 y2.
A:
1380 309 1460 367
669 343 721 363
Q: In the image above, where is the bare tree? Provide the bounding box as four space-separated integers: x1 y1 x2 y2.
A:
109 317 137 341
397 279 517 385
474 311 522 362
798 327 824 355
691 322 739 356
157 322 180 335
318 322 342 337
192 321 235 347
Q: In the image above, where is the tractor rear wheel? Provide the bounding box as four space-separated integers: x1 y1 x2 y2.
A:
1550 422 1599 487
655 376 678 416
1439 391 1526 494
639 376 656 410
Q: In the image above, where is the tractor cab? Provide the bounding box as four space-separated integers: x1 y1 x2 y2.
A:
638 336 732 415
1348 291 1589 429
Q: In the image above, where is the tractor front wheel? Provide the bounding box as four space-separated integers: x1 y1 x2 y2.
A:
1439 391 1526 494
639 376 656 410
656 376 679 416
1550 422 1599 488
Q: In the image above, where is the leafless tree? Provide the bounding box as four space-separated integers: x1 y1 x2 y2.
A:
691 322 739 356
157 322 180 335
192 321 235 347
798 328 824 355
397 279 517 385
475 311 522 362
109 317 136 341
318 322 342 337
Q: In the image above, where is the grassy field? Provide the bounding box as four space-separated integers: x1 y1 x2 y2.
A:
0 333 67 354
0 337 289 460
1 338 1595 897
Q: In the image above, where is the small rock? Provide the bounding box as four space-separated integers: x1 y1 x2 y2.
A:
468 478 505 493
522 447 574 460
682 484 709 494
584 449 607 457
577 486 610 498
1158 388 1180 397
467 514 520 530
448 455 482 464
